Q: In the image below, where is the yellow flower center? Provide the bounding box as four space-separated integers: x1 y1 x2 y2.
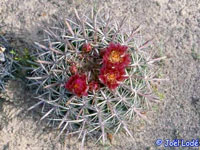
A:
106 73 116 83
74 83 79 89
108 50 122 63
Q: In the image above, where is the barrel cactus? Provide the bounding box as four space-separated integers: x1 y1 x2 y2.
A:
28 8 165 146
0 35 15 91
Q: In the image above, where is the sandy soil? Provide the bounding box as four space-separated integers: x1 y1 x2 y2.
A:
0 0 200 150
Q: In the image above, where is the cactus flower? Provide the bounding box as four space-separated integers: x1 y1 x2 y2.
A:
99 66 127 90
103 43 131 68
65 74 89 97
82 43 92 52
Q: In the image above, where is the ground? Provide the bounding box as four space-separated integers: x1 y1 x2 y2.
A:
0 0 200 150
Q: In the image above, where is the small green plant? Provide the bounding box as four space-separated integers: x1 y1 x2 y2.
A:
10 48 37 78
27 8 165 147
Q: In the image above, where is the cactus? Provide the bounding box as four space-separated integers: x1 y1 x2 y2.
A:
0 35 15 91
27 8 166 146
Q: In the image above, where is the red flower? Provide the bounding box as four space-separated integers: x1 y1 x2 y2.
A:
65 74 89 97
89 81 99 92
100 48 106 57
99 66 127 90
103 43 131 68
82 43 92 52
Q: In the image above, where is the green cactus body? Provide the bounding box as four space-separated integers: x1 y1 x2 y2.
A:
27 8 165 145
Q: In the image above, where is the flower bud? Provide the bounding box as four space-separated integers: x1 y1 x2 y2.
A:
70 64 78 74
82 43 92 52
89 81 99 91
